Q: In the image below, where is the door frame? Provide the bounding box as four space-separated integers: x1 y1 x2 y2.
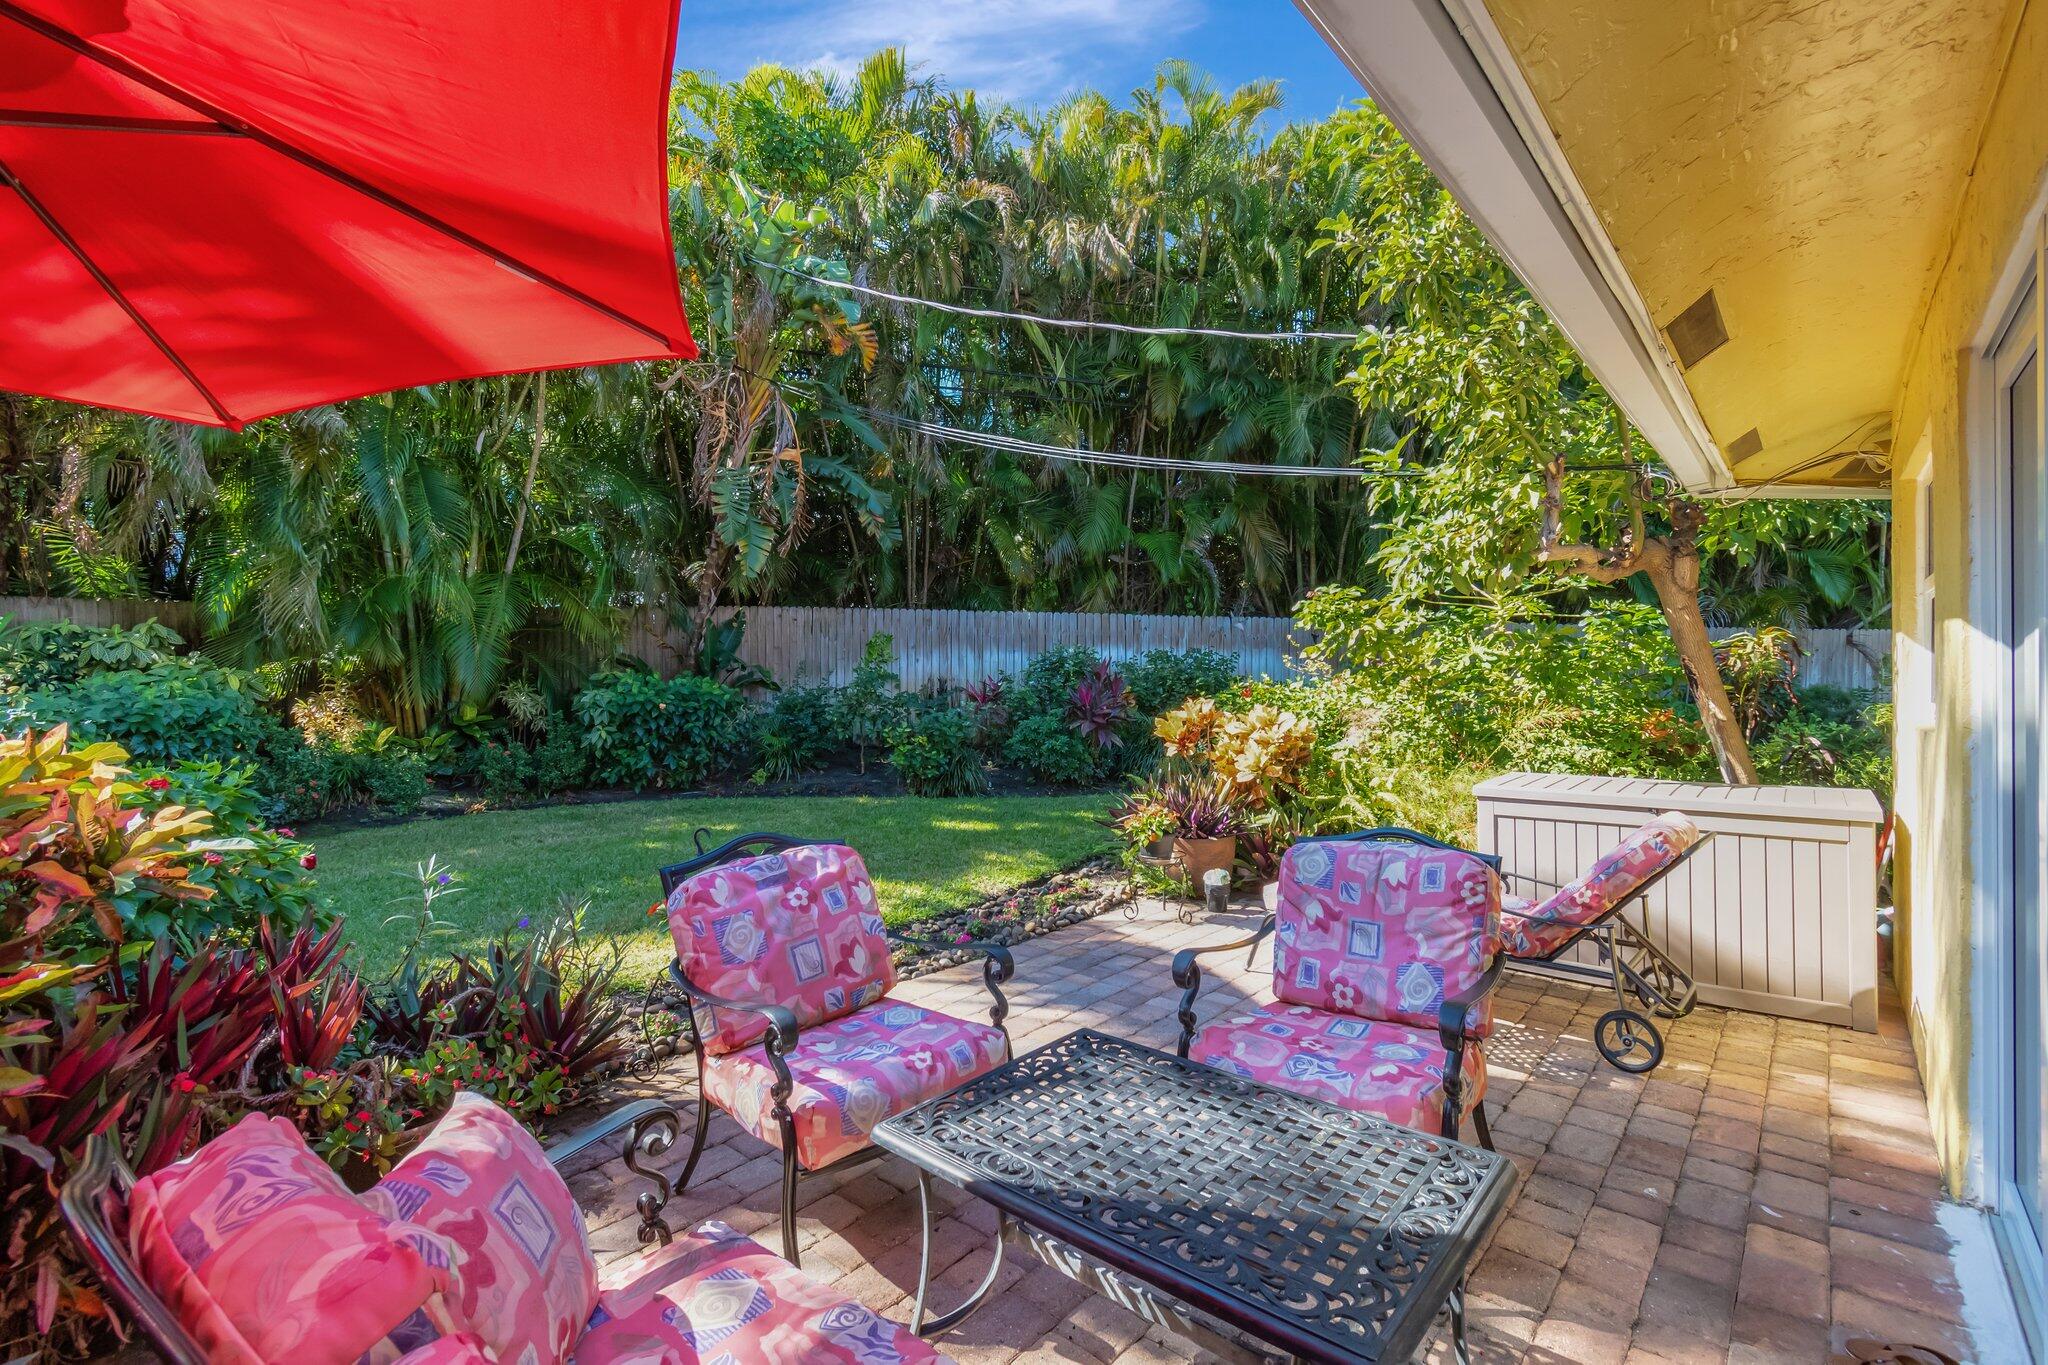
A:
1967 204 2047 1343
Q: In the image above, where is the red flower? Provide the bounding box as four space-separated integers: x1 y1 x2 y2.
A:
300 852 318 870
171 1073 197 1093
144 777 171 792
275 827 296 838
202 852 224 866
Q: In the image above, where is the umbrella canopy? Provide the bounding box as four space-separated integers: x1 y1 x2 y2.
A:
0 1 696 427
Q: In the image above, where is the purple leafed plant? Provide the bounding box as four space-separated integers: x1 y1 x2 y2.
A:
1068 662 1133 749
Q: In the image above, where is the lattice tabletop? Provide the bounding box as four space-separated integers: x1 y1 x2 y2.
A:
872 1028 1514 1363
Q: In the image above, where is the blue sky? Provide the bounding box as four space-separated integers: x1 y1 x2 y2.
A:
675 0 1363 127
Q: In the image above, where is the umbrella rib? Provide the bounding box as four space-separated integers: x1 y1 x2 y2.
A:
0 2 680 352
0 110 239 135
0 156 237 426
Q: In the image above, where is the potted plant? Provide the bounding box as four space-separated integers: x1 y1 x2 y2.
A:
1167 781 1240 888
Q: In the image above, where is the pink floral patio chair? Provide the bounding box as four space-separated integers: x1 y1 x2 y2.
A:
59 1091 948 1365
1172 827 1505 1147
1498 811 1710 1075
656 832 1015 1267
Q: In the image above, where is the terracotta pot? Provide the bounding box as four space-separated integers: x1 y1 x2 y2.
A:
1173 835 1237 888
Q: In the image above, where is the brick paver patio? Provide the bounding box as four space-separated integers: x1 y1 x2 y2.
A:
570 899 1983 1364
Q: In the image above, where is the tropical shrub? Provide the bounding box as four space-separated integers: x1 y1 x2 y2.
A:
4 659 286 769
834 634 908 772
1012 645 1105 721
128 758 322 945
1754 690 1893 803
573 670 755 788
963 676 1012 750
1716 626 1801 738
1122 648 1242 716
290 684 374 748
1003 712 1101 786
888 705 989 796
275 742 430 822
0 617 183 689
1069 662 1135 751
755 682 843 779
1296 592 1711 779
0 728 358 1356
473 726 587 804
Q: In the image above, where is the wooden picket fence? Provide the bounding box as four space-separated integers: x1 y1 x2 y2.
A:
616 607 1305 690
0 596 1890 694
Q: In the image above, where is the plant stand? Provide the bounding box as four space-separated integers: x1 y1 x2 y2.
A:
1128 849 1200 925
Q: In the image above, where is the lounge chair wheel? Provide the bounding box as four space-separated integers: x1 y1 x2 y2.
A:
1595 1009 1663 1074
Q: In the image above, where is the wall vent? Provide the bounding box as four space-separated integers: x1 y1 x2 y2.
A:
1665 289 1730 369
1725 428 1764 463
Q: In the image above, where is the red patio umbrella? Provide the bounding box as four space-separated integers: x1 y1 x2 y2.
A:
0 1 697 428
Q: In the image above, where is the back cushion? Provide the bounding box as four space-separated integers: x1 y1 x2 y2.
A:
1273 837 1501 1036
128 1114 453 1365
666 842 896 1054
364 1092 597 1365
1540 811 1701 928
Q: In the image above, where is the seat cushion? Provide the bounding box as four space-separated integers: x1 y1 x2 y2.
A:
665 843 896 1055
700 1000 1008 1169
573 1220 949 1363
127 1113 454 1365
1503 813 1701 959
365 1092 598 1365
1273 836 1501 1037
1188 1001 1486 1136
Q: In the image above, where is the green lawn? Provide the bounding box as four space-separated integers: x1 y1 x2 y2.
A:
316 793 1113 988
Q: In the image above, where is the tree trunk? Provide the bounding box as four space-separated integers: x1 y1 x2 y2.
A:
1641 545 1759 784
1535 456 1759 784
682 541 735 673
502 375 544 577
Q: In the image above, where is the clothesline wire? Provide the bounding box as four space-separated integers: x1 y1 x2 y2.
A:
757 259 1365 343
850 403 1407 479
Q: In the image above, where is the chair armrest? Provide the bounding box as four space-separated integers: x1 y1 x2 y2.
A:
1438 952 1506 1053
1172 914 1275 1058
543 1097 681 1169
667 958 801 1058
887 930 1015 1034
544 1099 688 1248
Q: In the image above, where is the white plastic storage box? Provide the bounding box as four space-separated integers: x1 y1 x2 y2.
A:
1474 773 1885 1031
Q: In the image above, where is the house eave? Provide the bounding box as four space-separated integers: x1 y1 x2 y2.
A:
1293 0 1736 494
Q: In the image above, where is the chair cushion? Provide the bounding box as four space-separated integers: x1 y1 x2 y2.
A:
392 1334 493 1364
1272 836 1500 1036
365 1092 598 1365
1502 813 1701 959
127 1113 454 1365
700 1000 1008 1169
665 843 896 1055
1189 1001 1486 1136
575 1220 949 1363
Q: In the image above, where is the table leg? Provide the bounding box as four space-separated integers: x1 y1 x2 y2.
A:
1448 1277 1469 1365
909 1167 1008 1336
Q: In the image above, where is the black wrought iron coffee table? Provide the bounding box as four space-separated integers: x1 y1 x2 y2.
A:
870 1028 1514 1364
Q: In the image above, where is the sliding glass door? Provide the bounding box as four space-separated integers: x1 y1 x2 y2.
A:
1999 277 2046 1253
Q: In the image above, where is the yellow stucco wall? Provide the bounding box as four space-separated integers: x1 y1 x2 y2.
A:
1888 0 2046 1196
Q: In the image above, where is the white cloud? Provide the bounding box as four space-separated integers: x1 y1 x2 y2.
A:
681 0 1203 106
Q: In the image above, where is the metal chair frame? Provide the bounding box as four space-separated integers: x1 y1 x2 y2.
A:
57 1100 686 1365
1170 827 1505 1150
1501 833 1713 1074
655 830 1014 1267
